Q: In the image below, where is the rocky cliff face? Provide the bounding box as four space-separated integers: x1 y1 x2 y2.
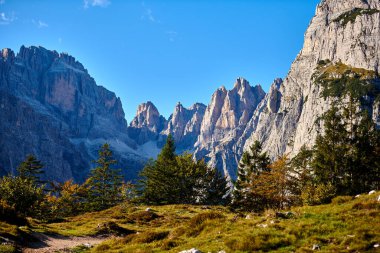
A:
243 0 380 158
127 77 266 180
163 102 206 152
128 101 166 145
193 78 265 179
0 46 145 182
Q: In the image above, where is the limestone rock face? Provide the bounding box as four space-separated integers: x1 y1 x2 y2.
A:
163 102 206 152
128 102 166 145
0 46 145 182
193 78 265 179
244 0 380 158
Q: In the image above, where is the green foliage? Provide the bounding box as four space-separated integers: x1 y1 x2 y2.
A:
311 103 380 195
0 175 44 217
45 179 87 219
233 140 270 211
85 143 123 211
334 8 380 26
17 154 45 185
314 62 379 102
0 244 17 253
301 182 337 205
139 136 229 205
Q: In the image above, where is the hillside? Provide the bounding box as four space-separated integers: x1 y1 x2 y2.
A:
0 192 378 253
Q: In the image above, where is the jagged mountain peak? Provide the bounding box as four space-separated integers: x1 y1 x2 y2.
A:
130 101 166 132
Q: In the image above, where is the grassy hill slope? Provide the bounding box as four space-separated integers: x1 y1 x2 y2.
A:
0 193 379 253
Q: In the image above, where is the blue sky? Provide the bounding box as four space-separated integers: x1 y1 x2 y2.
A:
0 0 320 122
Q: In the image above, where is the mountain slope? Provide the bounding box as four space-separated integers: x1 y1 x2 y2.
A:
243 0 380 158
0 46 146 181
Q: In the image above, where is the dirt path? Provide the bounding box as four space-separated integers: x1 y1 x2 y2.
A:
22 233 110 253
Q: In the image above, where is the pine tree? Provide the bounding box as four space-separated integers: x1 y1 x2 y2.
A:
85 143 123 211
157 134 176 164
233 140 270 210
312 104 349 195
138 136 229 205
17 155 44 184
312 102 380 195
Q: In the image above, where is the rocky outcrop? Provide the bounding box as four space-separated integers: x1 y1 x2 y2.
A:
128 101 166 145
163 102 206 152
193 78 265 179
0 46 145 182
244 0 380 158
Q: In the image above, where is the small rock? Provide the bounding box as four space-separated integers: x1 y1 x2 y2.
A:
377 195 380 202
178 248 202 253
245 214 252 219
201 205 210 209
312 244 321 250
83 243 92 248
374 243 379 248
355 194 360 198
145 208 152 212
257 223 268 228
217 251 226 253
368 190 376 195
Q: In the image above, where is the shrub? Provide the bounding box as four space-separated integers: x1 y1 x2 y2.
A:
0 245 17 253
0 200 27 225
301 183 336 205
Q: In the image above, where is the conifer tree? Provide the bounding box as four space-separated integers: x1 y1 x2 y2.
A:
85 143 122 211
17 155 44 184
233 140 270 210
139 135 229 205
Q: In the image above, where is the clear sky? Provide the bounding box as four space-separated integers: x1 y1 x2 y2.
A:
0 0 320 122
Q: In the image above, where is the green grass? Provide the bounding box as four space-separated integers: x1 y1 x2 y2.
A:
334 8 380 26
2 194 379 252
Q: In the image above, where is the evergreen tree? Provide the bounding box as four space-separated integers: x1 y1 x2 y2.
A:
157 134 176 164
312 104 348 195
17 155 44 184
139 136 229 205
233 140 270 210
85 143 123 211
312 102 380 195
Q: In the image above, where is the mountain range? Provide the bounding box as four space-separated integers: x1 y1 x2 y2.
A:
1 0 379 182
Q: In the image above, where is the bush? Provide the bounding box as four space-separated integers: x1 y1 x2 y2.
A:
0 176 44 218
301 183 336 206
0 244 17 253
0 200 27 225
